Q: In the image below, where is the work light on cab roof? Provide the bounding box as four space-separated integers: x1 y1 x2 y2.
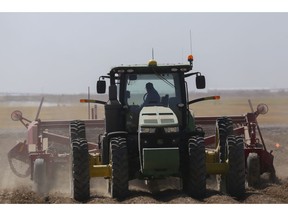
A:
148 59 157 67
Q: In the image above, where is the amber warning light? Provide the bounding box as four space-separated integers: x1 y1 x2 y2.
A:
188 55 194 62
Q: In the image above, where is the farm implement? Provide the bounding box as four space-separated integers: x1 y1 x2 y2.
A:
193 100 276 188
8 98 104 195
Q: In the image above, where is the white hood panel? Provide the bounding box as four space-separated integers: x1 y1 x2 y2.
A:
139 106 178 127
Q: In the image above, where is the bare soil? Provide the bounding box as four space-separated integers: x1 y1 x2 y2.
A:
1 125 288 204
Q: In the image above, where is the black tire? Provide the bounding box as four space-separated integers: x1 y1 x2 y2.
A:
71 138 90 202
247 153 260 187
101 136 109 165
187 136 206 199
216 117 233 162
110 137 129 199
70 120 86 141
180 140 189 192
226 136 245 198
33 158 47 195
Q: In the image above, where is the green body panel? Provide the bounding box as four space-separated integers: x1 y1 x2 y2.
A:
142 147 179 177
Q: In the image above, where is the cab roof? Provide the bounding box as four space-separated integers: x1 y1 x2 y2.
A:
109 64 192 75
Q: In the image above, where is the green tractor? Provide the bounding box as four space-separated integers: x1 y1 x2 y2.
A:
70 55 245 202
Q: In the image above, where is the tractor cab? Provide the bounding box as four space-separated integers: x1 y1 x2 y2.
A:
97 58 206 135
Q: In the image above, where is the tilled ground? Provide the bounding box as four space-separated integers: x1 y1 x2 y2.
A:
0 125 288 204
1 179 288 204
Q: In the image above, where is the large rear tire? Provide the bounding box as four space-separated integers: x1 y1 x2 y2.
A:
110 137 129 199
226 136 245 197
101 136 109 165
71 138 90 202
180 140 189 193
216 117 234 194
33 158 47 195
70 120 86 141
247 153 260 187
216 117 233 162
187 136 206 199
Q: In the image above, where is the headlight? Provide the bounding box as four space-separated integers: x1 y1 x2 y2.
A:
164 127 179 133
140 127 156 133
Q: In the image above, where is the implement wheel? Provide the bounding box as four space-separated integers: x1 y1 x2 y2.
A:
33 158 47 195
110 137 129 199
247 153 260 187
187 136 206 199
71 138 90 202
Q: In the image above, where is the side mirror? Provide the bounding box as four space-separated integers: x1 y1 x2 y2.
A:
97 80 106 94
196 75 206 89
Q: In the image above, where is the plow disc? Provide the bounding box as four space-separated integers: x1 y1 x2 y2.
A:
7 141 30 178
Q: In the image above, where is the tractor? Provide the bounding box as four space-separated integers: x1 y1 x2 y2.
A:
9 54 277 202
70 55 246 201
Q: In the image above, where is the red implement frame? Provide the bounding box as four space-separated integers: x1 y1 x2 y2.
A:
195 112 275 177
8 117 104 179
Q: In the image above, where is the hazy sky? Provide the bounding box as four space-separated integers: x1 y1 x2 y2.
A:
1 12 288 94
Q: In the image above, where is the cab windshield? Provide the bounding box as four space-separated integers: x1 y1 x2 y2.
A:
124 73 182 107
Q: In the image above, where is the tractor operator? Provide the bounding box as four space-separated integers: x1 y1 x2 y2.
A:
142 82 160 107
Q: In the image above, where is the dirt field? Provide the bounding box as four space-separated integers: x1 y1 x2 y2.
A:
1 90 288 205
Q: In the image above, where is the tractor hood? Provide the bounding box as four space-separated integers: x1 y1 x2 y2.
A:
139 106 178 128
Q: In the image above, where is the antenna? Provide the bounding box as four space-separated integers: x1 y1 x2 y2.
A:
152 48 154 60
189 30 193 54
188 30 194 68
